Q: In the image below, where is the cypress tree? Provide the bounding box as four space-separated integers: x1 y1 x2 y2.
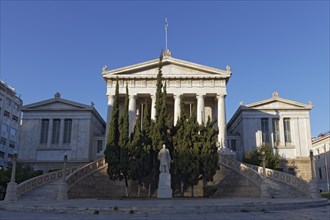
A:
199 117 219 196
129 115 148 197
104 79 121 181
119 85 130 197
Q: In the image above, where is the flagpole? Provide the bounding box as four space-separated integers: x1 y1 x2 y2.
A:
165 17 168 51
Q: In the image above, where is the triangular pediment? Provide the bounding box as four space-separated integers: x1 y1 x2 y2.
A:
22 98 92 112
245 96 312 110
102 56 231 79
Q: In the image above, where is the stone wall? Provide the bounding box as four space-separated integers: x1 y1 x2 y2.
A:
280 157 311 181
212 166 260 198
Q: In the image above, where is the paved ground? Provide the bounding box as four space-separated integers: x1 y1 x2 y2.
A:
0 198 329 220
1 206 329 220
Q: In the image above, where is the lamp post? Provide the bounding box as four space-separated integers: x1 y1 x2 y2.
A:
4 150 18 201
324 144 330 192
57 152 68 200
309 150 320 198
261 151 266 178
260 150 270 198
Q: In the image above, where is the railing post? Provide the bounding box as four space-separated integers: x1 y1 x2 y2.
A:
309 150 320 198
57 153 68 200
4 151 18 201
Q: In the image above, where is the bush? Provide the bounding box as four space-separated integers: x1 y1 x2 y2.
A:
321 192 330 199
243 144 280 169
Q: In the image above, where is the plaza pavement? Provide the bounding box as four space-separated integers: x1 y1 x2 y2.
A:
0 197 329 219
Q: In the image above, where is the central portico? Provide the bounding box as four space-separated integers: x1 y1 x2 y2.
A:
102 51 232 146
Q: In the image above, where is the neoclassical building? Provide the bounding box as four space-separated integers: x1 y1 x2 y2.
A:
102 51 232 146
312 132 330 192
18 93 106 172
227 92 313 180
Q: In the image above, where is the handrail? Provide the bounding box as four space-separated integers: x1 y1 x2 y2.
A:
16 167 78 198
66 157 107 190
218 153 264 187
245 164 310 195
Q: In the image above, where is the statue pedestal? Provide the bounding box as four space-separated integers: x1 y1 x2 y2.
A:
157 173 172 198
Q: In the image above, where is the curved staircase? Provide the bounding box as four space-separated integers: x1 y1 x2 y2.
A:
13 154 312 200
217 153 310 198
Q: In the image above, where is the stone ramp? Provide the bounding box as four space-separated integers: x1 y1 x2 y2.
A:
1 198 328 215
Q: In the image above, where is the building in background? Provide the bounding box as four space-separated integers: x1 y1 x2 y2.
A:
227 92 313 180
18 93 105 172
312 132 330 192
0 80 23 169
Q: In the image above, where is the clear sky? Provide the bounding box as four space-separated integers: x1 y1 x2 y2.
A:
1 0 329 137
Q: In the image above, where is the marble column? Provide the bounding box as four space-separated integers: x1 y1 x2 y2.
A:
217 94 227 148
196 94 205 125
174 94 181 125
129 95 137 134
151 94 156 120
105 95 114 148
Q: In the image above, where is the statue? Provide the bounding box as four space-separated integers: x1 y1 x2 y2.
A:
226 65 231 72
158 144 171 173
102 65 108 72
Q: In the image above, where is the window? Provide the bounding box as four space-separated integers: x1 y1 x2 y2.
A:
4 111 9 118
0 137 6 146
97 140 103 153
184 103 195 118
272 118 280 146
261 118 269 143
231 139 236 151
63 119 72 144
288 168 295 175
12 115 18 123
0 151 4 159
9 141 15 148
51 119 60 144
283 118 292 144
6 99 12 107
40 119 49 144
10 128 16 136
1 124 8 133
318 168 322 179
13 103 19 111
7 154 13 162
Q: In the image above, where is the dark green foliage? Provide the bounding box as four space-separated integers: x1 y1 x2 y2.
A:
199 117 219 195
0 163 42 199
172 99 219 197
104 79 121 181
243 143 280 169
129 116 149 196
173 106 200 197
119 86 130 195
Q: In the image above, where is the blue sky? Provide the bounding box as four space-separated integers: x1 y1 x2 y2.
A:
1 0 329 137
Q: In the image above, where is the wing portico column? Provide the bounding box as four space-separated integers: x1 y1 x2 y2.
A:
174 94 181 125
151 94 156 120
217 94 227 148
105 95 114 146
129 95 137 134
196 94 205 125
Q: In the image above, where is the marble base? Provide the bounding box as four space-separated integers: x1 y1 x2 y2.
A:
157 173 172 198
4 181 17 201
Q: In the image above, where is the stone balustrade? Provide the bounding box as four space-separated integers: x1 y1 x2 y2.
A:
66 158 107 190
16 167 78 198
245 164 310 195
218 153 264 187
